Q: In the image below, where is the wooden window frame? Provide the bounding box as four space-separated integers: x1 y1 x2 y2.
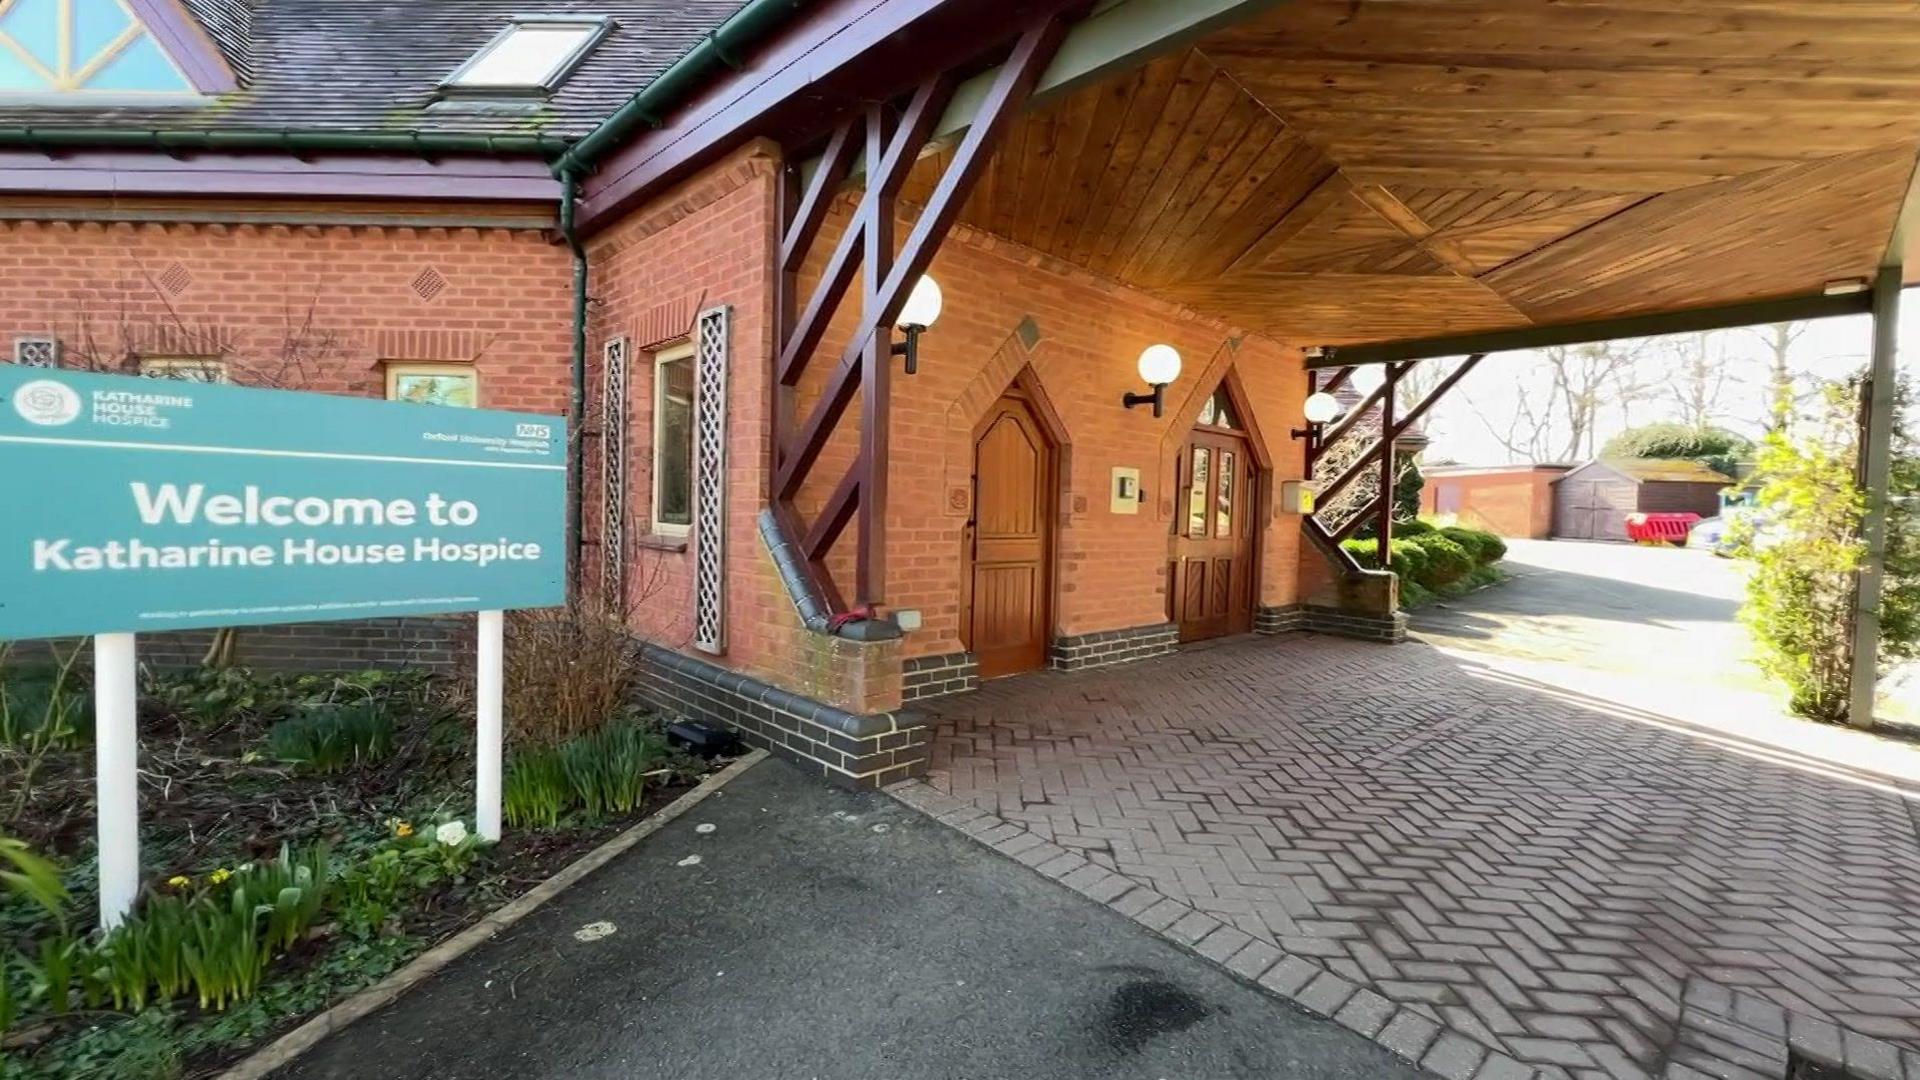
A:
650 340 696 539
384 361 479 408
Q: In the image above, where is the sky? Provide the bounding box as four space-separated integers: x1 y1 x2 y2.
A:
1381 297 1920 467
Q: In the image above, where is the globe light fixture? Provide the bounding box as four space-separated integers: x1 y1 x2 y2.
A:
892 275 943 375
1292 389 1346 446
1123 344 1182 417
1303 391 1343 424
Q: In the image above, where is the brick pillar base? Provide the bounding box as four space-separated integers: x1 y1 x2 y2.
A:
1287 566 1409 644
639 644 931 789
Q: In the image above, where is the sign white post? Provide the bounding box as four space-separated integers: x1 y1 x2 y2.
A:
94 632 140 930
476 610 505 843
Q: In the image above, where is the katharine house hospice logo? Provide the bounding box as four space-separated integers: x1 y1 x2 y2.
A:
12 379 82 426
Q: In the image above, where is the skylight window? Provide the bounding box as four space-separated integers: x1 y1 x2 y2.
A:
443 16 609 94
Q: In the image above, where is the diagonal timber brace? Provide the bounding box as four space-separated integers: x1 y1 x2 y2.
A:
1304 353 1485 575
770 17 1068 610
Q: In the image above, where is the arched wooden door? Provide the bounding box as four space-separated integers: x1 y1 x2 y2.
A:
1169 387 1258 642
966 392 1056 679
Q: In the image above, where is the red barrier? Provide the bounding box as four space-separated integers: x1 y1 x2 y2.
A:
1625 512 1701 545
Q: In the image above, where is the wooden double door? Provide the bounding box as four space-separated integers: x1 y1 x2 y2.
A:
965 391 1056 679
1169 426 1258 642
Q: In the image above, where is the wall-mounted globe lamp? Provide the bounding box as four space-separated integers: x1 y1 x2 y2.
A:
892 275 943 375
1291 391 1344 442
1122 344 1182 418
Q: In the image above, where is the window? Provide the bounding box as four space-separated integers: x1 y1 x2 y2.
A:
138 357 226 383
385 362 476 408
442 17 609 94
0 0 196 95
1187 447 1211 539
651 342 695 537
1196 388 1240 430
1216 450 1236 538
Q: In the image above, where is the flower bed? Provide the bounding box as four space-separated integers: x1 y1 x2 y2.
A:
0 630 710 1079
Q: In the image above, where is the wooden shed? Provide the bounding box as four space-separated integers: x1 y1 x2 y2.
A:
1551 460 1730 542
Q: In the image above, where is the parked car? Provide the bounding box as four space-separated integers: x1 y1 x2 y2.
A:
1688 507 1775 556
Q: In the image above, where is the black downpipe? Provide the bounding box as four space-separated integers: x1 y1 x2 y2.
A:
560 169 589 600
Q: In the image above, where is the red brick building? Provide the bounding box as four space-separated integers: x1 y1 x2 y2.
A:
6 0 1917 785
1421 465 1573 540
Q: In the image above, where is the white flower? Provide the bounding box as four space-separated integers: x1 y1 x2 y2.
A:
434 820 470 847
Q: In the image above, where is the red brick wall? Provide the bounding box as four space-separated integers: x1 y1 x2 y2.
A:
0 212 574 670
0 217 572 412
1421 470 1559 539
583 141 805 688
880 221 1313 660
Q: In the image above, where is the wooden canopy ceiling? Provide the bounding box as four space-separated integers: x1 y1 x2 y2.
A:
902 0 1920 348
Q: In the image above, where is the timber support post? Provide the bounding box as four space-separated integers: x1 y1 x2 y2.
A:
1849 264 1901 728
769 18 1066 614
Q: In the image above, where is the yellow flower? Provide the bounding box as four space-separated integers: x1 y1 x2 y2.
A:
393 821 415 839
209 868 233 885
167 875 191 889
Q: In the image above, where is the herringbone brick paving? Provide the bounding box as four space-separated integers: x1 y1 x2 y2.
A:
906 634 1920 1079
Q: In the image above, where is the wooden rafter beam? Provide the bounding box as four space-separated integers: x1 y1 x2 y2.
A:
781 119 857 273
778 79 951 388
1317 291 1874 368
1882 143 1920 271
1349 183 1481 279
831 0 1291 185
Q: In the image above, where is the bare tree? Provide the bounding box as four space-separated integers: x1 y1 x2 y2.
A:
1469 378 1559 463
1458 339 1650 463
1663 332 1735 430
57 264 358 667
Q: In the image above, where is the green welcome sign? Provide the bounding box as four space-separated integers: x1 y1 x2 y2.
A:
0 366 567 641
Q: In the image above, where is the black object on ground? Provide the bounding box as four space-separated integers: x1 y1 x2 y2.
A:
665 719 743 759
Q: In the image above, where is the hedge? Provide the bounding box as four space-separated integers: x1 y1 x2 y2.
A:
1409 534 1473 586
1342 522 1505 594
1439 525 1506 565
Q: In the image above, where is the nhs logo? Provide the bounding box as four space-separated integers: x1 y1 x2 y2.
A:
516 422 552 440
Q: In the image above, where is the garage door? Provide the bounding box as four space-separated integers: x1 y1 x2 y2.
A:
1554 480 1636 541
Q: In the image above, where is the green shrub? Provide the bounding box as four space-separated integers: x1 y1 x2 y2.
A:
504 722 666 828
1395 519 1437 538
1739 378 1918 724
1602 423 1751 477
1406 535 1473 587
504 747 570 829
267 702 395 774
1474 531 1508 563
143 666 306 731
1439 526 1506 565
1342 537 1431 583
1398 579 1434 609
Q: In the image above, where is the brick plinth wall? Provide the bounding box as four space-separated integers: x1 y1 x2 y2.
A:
902 651 979 702
8 617 470 673
1257 604 1406 645
1049 623 1179 671
1255 605 1305 635
639 644 930 789
1301 606 1408 644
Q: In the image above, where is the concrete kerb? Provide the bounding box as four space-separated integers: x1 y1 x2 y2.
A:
219 750 770 1080
885 778 1546 1080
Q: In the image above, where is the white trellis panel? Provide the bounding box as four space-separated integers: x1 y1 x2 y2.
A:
692 306 730 654
601 337 629 611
